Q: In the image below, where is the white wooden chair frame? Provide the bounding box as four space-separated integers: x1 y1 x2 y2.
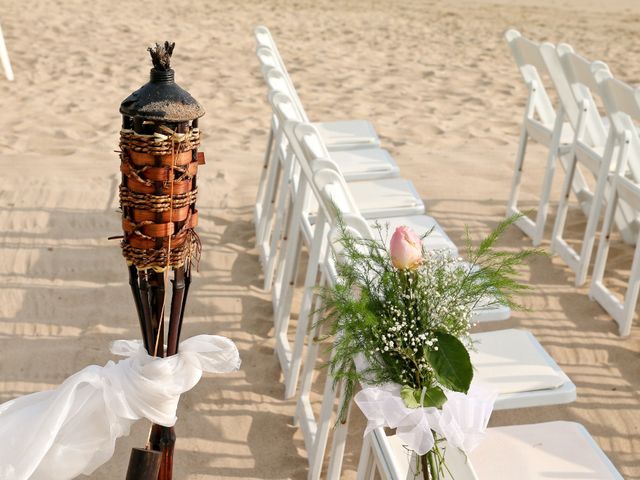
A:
253 27 382 239
542 42 639 247
275 120 515 398
291 176 449 480
254 64 401 292
550 48 617 286
270 117 432 392
254 26 381 149
264 91 425 301
0 23 13 82
504 30 579 246
590 70 640 336
298 273 576 480
290 165 575 479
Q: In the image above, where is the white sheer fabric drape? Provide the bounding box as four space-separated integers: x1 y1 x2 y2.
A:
0 335 240 480
355 383 495 456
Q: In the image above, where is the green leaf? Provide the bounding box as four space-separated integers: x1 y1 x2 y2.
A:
400 385 420 409
423 386 447 408
400 385 448 409
425 332 473 393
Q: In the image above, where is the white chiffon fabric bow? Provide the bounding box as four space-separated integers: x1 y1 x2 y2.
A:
0 334 240 480
355 383 496 456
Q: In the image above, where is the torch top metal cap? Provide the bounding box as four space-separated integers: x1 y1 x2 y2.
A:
120 41 205 123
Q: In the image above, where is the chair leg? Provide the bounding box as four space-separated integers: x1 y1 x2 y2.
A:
356 434 374 480
529 105 565 245
559 154 592 216
326 387 352 480
263 151 299 291
273 230 302 373
590 192 617 301
508 126 552 244
308 377 342 480
256 142 286 254
272 171 308 309
551 150 578 260
294 277 326 427
255 127 275 226
506 126 529 219
263 176 293 290
575 159 610 286
283 219 326 399
532 129 563 246
620 240 640 336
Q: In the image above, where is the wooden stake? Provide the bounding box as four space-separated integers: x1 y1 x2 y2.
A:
126 448 162 480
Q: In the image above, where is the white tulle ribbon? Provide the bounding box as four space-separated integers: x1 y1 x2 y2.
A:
354 383 496 456
0 334 240 480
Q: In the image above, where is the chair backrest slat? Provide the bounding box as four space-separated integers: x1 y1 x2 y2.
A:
597 72 640 124
556 45 610 147
595 70 640 184
596 69 640 180
539 42 580 127
616 176 640 211
254 28 311 123
505 30 556 126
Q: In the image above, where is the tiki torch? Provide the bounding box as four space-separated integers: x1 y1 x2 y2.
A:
118 41 205 480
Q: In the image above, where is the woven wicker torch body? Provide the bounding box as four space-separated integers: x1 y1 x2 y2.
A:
118 42 205 480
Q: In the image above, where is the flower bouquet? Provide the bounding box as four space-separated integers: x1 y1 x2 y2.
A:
320 216 541 479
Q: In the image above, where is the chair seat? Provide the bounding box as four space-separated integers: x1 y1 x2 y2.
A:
384 421 622 479
331 148 400 181
347 178 425 218
312 120 380 150
307 177 425 220
470 329 575 410
470 422 623 479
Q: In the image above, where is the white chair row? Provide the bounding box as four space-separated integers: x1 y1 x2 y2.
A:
506 30 638 251
278 121 585 479
253 27 400 268
252 26 620 478
506 30 640 336
253 35 408 291
589 73 640 336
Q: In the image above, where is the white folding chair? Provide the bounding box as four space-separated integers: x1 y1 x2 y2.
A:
504 30 578 246
254 26 381 150
253 27 388 237
550 48 620 286
361 421 622 479
589 71 640 336
253 58 400 279
0 23 13 82
262 94 424 293
275 119 518 397
542 43 639 246
293 168 574 480
255 66 400 269
291 173 457 480
273 120 454 396
281 161 458 394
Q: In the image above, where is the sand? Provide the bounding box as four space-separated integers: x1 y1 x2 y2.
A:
0 0 638 478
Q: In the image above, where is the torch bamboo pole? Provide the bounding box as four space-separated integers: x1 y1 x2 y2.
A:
128 265 149 352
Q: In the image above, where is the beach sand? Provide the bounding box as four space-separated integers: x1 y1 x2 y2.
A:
0 0 638 478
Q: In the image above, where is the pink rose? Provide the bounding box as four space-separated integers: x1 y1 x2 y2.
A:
390 226 422 270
